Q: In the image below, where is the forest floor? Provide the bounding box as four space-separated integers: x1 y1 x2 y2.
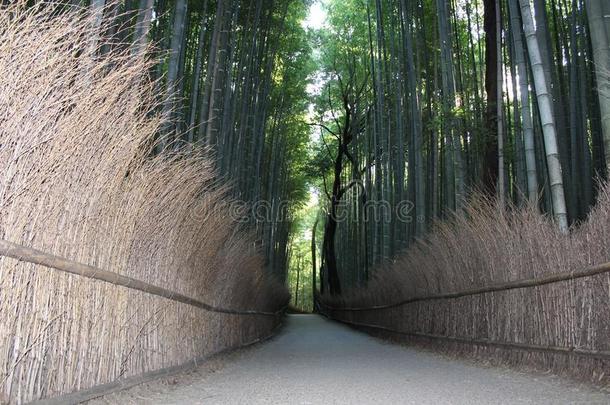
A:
92 315 610 404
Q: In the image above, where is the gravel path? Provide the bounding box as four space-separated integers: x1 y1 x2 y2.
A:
95 314 610 404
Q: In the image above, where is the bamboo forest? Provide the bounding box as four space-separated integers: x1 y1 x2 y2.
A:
1 0 609 403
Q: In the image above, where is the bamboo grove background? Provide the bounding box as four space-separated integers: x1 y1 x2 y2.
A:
1 0 610 399
71 0 315 281
310 0 610 293
313 0 610 382
143 0 314 279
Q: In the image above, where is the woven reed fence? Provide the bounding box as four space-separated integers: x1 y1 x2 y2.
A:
320 194 610 384
0 239 286 404
0 4 288 403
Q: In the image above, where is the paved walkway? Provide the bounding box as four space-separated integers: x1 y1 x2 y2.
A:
95 315 610 404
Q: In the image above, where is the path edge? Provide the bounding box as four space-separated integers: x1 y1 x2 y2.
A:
30 321 285 405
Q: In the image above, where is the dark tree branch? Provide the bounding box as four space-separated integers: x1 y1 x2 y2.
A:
337 179 365 200
307 121 338 138
321 172 331 201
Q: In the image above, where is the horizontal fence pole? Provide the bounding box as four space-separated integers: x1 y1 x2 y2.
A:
32 320 285 405
319 261 610 312
0 239 284 317
323 313 610 361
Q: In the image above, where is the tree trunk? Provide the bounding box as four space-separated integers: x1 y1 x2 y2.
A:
323 145 345 296
496 0 505 206
398 0 424 236
205 0 237 150
90 0 106 53
483 0 499 195
437 0 457 213
585 0 610 171
311 216 319 310
519 0 569 231
534 0 572 219
197 0 226 143
294 257 300 308
132 0 154 57
159 0 188 149
508 0 539 205
186 0 210 143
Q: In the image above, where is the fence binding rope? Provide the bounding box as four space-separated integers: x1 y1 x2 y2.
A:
318 312 610 361
318 260 610 311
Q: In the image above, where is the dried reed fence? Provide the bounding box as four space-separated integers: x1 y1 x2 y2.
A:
320 191 610 384
0 4 288 404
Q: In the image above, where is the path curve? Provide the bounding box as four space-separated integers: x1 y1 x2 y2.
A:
96 315 609 404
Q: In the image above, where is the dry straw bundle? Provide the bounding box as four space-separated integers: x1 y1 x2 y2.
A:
324 192 610 384
0 3 287 403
